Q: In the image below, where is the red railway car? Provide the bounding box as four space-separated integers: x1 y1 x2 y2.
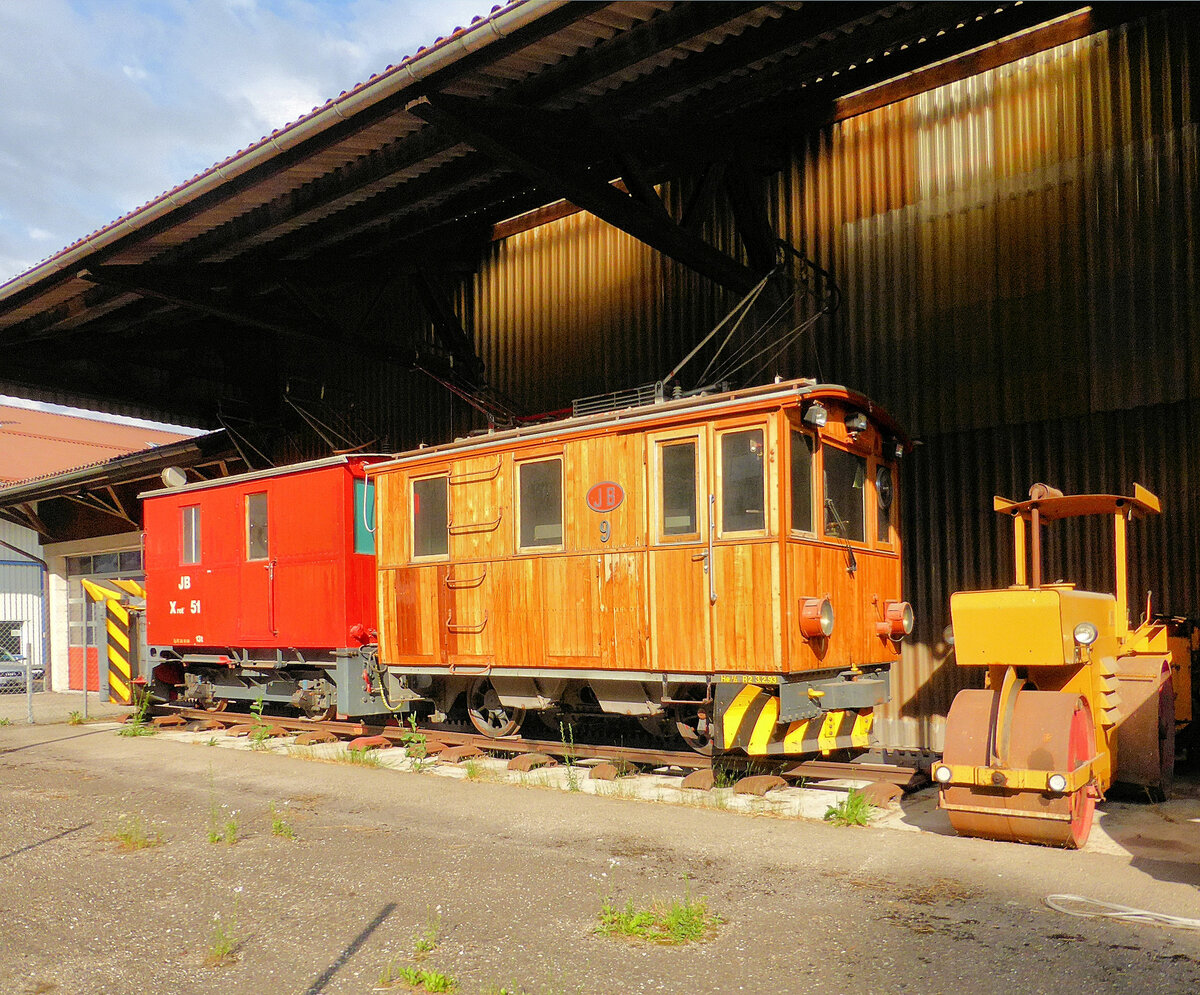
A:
143 456 382 717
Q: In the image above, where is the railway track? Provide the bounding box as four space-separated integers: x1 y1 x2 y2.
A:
154 704 927 795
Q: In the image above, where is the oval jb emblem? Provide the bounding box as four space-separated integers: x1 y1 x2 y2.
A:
586 481 624 513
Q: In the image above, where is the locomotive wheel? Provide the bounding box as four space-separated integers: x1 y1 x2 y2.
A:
941 689 1096 848
676 710 714 756
467 678 525 738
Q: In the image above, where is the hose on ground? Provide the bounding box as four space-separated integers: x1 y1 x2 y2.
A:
1045 894 1200 931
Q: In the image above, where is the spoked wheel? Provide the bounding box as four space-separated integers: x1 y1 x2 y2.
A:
941 689 1096 849
467 678 525 738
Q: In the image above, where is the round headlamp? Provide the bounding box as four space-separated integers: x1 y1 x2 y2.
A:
1073 622 1099 647
876 600 914 641
800 597 835 639
1047 773 1068 794
933 764 953 784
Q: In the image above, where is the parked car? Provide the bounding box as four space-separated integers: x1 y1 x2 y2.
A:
0 646 43 692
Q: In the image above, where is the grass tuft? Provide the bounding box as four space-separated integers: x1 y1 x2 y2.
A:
823 788 875 827
107 814 164 851
596 876 720 945
67 710 84 725
205 912 240 967
377 963 455 992
413 908 442 958
269 801 295 840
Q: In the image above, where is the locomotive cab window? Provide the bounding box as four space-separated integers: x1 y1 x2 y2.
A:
718 427 766 534
823 447 866 543
517 458 563 549
876 463 896 544
246 493 269 560
412 475 449 558
181 505 201 564
790 429 815 534
658 439 698 540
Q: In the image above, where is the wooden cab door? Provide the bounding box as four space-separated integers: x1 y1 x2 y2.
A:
646 428 713 674
709 420 781 673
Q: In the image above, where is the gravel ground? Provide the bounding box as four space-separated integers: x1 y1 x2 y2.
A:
2 718 1199 995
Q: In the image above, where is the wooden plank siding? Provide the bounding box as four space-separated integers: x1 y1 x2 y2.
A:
370 383 905 678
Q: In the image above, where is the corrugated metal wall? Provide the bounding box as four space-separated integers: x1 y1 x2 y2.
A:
462 10 1199 750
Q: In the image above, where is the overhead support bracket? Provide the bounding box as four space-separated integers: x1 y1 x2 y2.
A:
407 94 765 294
412 271 485 383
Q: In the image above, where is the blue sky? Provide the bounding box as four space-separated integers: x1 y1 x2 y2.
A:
0 0 488 285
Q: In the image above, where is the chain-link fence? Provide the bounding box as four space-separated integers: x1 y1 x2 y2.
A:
0 624 44 694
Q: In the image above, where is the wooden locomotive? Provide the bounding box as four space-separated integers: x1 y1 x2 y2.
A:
369 378 912 757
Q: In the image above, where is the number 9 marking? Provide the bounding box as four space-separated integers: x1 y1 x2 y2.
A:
599 520 610 544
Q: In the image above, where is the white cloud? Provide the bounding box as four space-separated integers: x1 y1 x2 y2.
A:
0 0 492 284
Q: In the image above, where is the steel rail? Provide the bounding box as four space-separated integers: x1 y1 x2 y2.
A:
160 704 926 790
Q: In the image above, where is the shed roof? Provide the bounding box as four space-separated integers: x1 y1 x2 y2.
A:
0 1 1108 427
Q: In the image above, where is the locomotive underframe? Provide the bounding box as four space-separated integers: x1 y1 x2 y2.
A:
153 640 889 757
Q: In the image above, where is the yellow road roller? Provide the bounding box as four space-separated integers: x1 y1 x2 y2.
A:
933 483 1178 848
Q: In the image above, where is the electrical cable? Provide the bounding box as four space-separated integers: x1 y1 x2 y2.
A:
1045 894 1200 931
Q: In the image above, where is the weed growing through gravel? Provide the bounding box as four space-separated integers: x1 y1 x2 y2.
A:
412 908 442 958
343 746 383 767
206 736 219 747
205 910 241 967
596 875 720 945
463 757 483 780
385 966 455 992
117 690 156 737
823 788 875 827
67 710 84 725
560 721 581 792
269 801 295 840
108 814 163 851
0 717 10 727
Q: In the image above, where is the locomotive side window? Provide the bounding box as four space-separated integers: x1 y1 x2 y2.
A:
246 492 269 560
412 475 449 558
181 505 201 564
517 458 563 549
876 464 895 544
719 428 765 534
659 440 698 538
790 430 815 534
823 447 866 543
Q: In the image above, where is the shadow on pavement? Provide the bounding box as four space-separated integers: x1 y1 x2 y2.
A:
300 901 397 995
0 822 92 863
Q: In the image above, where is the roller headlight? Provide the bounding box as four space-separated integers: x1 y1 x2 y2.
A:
933 764 953 784
1047 773 1068 794
800 597 835 639
1073 622 1099 647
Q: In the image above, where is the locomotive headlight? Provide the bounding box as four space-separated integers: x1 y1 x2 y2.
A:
803 401 828 427
933 764 953 784
876 600 914 640
1073 622 1099 647
1047 773 1068 794
800 597 835 639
